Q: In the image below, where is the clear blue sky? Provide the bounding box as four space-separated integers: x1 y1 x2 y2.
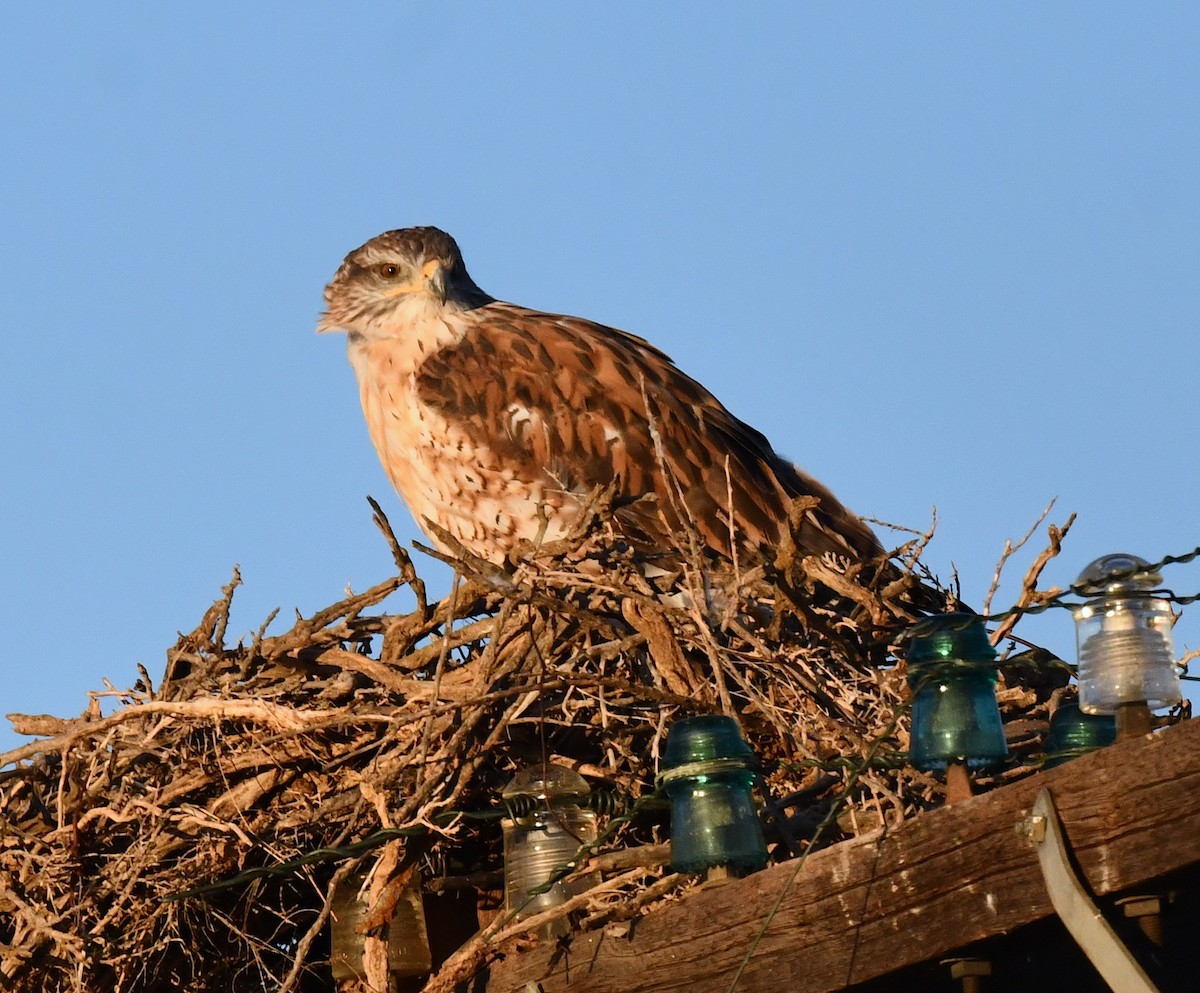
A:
2 5 1198 755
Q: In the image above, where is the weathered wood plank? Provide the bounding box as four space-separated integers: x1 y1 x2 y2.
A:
486 717 1200 993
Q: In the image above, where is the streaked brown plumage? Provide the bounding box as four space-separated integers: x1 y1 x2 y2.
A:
319 226 884 573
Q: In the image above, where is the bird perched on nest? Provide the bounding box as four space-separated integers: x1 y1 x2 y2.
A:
318 226 890 587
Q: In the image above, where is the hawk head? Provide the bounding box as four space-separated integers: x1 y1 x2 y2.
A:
318 226 491 335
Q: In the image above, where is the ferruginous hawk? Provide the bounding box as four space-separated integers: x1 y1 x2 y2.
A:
319 227 885 577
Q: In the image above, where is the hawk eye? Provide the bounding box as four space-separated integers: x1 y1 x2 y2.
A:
377 263 401 279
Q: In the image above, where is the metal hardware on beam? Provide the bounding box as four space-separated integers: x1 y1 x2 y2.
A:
1115 894 1165 947
941 956 991 993
1019 788 1160 993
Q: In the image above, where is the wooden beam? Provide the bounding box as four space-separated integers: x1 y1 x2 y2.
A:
486 717 1200 993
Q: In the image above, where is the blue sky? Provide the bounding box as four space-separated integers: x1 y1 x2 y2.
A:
2 5 1198 755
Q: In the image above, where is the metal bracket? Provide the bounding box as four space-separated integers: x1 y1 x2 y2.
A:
1019 788 1160 993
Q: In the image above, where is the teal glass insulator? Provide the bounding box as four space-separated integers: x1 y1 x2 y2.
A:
1044 702 1117 768
659 715 768 875
906 614 1008 771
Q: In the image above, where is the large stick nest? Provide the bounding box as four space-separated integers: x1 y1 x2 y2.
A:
0 497 1073 992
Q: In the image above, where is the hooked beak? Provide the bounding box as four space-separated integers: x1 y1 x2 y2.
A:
419 258 447 304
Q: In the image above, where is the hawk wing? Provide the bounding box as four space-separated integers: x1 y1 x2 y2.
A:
415 302 882 565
